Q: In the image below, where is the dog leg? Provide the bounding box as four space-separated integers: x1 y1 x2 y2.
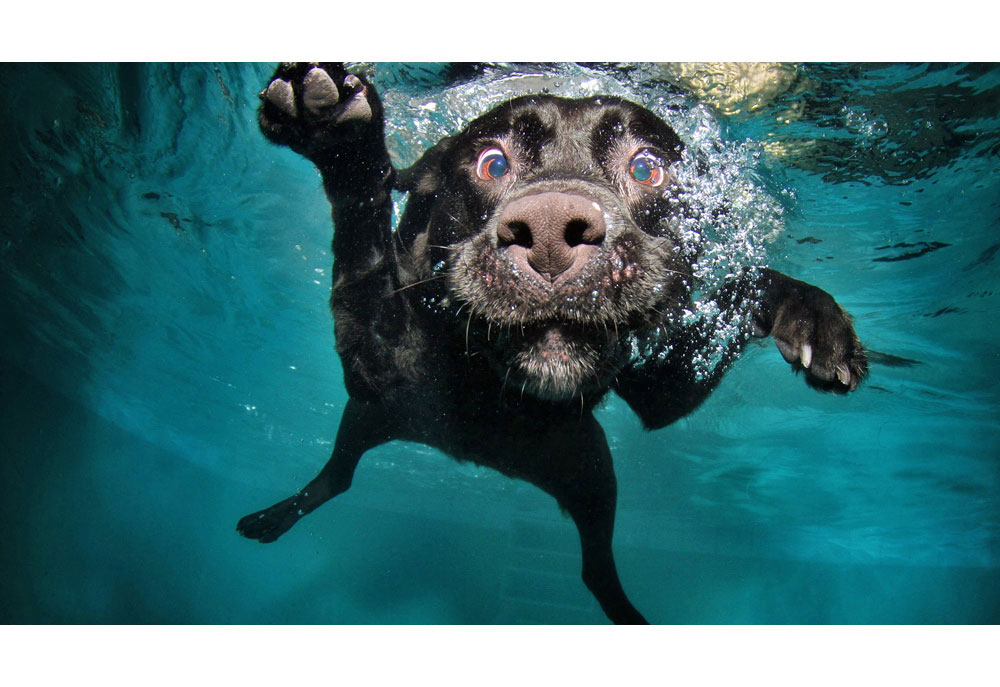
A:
258 62 396 281
572 494 647 625
237 399 391 543
258 61 409 401
525 416 648 625
616 266 868 430
754 268 868 392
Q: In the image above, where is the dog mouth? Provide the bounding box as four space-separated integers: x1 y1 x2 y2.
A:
474 317 620 401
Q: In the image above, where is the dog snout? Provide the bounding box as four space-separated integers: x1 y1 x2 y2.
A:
497 192 606 282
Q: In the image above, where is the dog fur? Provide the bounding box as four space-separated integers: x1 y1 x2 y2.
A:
237 63 868 624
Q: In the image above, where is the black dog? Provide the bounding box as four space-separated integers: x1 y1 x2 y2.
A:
237 63 867 624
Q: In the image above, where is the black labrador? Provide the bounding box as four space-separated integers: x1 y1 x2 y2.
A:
237 63 867 624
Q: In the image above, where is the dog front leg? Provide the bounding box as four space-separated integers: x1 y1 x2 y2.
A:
257 62 397 282
754 268 868 392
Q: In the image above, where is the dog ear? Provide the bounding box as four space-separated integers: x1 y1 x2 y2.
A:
396 135 457 195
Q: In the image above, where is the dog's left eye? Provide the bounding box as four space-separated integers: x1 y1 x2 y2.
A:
476 147 510 181
629 150 666 187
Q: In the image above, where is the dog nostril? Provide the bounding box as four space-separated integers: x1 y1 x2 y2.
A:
498 220 533 248
564 218 604 247
497 193 607 281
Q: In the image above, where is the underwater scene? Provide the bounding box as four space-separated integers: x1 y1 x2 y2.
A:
1 62 998 624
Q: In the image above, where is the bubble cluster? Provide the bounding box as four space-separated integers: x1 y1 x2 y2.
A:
648 104 783 378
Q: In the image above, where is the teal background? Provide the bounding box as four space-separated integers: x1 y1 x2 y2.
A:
1 63 997 623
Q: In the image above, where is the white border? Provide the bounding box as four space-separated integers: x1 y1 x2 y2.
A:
4 625 1000 685
1 2 995 61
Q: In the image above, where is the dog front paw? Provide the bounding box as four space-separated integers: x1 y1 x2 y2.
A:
258 62 379 161
765 280 868 393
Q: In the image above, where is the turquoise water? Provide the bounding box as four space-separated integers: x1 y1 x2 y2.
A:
1 62 997 624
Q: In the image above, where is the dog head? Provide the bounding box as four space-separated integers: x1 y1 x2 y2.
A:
400 95 696 401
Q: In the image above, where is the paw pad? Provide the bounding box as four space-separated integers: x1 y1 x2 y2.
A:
303 67 340 117
264 78 296 117
260 64 373 131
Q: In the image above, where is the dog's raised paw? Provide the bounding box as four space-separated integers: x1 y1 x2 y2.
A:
258 62 375 157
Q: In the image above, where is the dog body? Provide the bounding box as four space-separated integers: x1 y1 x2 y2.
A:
238 63 868 624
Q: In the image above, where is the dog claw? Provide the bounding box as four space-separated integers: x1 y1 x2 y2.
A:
775 336 860 389
335 74 372 123
266 78 297 117
836 363 851 386
343 73 362 93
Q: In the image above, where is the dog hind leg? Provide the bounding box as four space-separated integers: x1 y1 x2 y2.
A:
562 463 648 625
523 416 648 625
237 398 392 543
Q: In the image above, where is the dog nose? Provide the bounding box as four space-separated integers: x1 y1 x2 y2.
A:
497 192 606 281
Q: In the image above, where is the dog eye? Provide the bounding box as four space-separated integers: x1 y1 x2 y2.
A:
475 147 510 181
629 150 666 187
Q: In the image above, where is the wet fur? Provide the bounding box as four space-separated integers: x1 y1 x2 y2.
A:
237 63 868 624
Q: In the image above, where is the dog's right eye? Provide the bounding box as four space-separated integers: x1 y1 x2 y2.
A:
629 150 667 187
475 147 510 181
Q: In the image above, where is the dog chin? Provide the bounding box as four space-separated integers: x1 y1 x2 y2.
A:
508 324 603 401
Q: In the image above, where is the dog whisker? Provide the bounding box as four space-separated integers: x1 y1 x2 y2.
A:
465 306 474 357
395 228 414 259
392 274 446 293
